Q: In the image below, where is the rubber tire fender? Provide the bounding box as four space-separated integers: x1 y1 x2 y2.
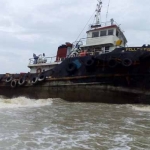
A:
108 59 118 68
11 80 17 88
139 51 150 61
38 73 46 82
140 53 150 62
85 59 95 67
67 62 77 72
32 77 38 84
18 78 26 86
5 76 13 83
122 58 132 67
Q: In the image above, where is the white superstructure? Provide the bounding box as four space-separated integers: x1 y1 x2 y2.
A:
80 0 127 54
28 55 61 74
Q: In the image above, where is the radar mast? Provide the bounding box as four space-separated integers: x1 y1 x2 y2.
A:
95 0 102 25
91 0 102 28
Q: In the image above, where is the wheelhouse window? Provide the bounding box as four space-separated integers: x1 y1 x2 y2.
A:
92 32 99 38
108 29 114 35
100 30 107 36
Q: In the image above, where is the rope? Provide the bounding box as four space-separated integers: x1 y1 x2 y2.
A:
75 10 95 42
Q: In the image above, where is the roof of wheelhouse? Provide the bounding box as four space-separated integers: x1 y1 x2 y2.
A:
87 25 118 33
86 24 127 43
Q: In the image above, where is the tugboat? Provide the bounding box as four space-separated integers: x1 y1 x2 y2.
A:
1 0 150 104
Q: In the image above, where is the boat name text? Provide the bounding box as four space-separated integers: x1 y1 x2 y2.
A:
126 48 150 51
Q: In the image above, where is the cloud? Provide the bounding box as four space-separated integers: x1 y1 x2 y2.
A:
0 0 149 73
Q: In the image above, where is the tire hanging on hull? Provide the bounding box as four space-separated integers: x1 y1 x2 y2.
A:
5 76 13 83
67 62 77 73
139 52 150 62
18 78 26 86
31 77 38 84
108 59 118 68
122 58 132 67
85 58 95 67
38 73 46 82
11 80 17 88
85 58 96 71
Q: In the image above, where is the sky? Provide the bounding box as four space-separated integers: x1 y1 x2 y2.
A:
0 0 150 73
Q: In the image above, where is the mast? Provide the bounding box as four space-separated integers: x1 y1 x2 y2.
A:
91 0 102 28
95 0 102 25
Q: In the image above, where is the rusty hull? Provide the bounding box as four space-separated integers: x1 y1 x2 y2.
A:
0 79 149 104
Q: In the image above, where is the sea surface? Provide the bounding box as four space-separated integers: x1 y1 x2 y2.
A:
0 96 150 150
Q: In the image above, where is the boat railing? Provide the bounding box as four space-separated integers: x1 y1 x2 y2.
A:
88 20 120 30
28 56 61 65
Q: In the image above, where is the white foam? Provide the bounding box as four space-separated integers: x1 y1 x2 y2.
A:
132 106 150 112
0 97 53 108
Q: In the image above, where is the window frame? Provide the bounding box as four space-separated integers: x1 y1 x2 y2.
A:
100 30 107 36
92 31 99 38
108 29 114 36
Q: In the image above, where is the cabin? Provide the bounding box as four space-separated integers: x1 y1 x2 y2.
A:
81 20 127 54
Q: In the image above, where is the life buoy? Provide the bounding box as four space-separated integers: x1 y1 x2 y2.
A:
11 80 17 88
38 73 46 82
108 59 118 68
122 58 132 67
18 78 26 86
67 62 77 72
5 76 13 83
32 77 38 84
36 68 42 74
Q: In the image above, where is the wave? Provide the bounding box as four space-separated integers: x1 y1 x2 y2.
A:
0 96 53 109
132 106 150 112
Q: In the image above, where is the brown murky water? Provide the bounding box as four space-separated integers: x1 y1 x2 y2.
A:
0 97 150 150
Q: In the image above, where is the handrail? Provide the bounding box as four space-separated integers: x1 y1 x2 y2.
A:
28 56 60 65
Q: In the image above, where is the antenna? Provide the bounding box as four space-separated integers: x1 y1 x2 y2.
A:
106 0 111 25
95 0 102 25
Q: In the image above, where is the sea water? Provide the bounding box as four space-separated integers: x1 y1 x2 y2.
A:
0 96 150 150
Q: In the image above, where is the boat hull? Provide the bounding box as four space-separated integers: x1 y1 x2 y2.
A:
1 48 150 104
0 80 149 104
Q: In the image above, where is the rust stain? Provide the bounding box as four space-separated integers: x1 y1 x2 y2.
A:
47 74 127 81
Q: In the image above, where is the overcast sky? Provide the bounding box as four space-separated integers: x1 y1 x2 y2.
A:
0 0 150 73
